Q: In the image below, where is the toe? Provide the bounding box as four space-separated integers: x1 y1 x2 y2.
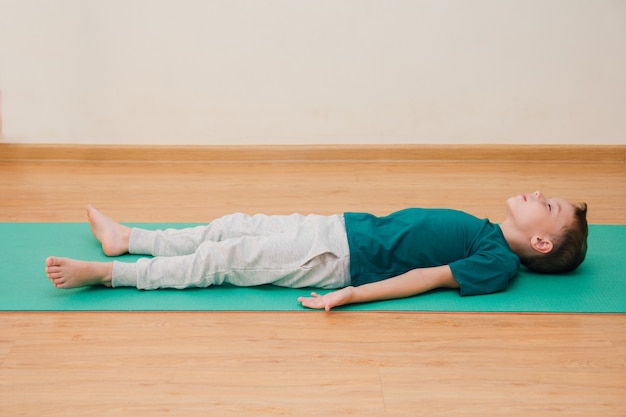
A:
46 256 62 267
52 278 62 287
47 271 62 279
46 265 61 275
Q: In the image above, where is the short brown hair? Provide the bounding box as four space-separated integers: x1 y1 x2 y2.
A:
521 202 588 274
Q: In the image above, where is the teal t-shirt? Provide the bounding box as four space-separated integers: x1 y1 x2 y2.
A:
343 209 520 296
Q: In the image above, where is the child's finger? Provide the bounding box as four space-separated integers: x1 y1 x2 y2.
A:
298 296 324 310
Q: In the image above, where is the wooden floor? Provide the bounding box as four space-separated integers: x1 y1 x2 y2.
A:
1 149 625 416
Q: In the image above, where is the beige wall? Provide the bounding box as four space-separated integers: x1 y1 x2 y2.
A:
1 0 625 145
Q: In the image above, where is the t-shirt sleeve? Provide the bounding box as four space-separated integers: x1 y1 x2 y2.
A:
449 249 520 296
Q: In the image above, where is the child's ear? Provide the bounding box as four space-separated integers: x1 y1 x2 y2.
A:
531 236 553 254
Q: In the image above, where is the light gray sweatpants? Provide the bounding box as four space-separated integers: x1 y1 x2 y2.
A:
111 213 351 290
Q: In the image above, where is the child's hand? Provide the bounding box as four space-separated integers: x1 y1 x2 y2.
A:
297 287 354 311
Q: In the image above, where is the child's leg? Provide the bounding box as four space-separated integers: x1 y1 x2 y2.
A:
113 214 351 290
88 205 311 257
87 204 206 257
129 212 315 257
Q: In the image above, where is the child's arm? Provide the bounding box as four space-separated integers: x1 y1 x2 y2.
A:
298 265 458 311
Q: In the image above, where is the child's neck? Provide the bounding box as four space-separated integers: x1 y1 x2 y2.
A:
499 219 529 258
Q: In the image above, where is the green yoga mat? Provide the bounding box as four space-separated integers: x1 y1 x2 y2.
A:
0 222 624 312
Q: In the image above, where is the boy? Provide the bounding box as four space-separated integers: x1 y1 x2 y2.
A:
45 191 588 311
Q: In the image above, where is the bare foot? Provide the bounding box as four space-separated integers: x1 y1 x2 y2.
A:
87 204 131 256
45 256 113 289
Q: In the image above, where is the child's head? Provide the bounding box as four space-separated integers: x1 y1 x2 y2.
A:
520 201 588 273
502 191 589 274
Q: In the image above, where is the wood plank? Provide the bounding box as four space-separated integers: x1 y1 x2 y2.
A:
1 313 625 417
1 159 623 223
1 143 625 163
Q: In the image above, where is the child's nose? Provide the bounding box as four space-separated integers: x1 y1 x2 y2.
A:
534 190 545 200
